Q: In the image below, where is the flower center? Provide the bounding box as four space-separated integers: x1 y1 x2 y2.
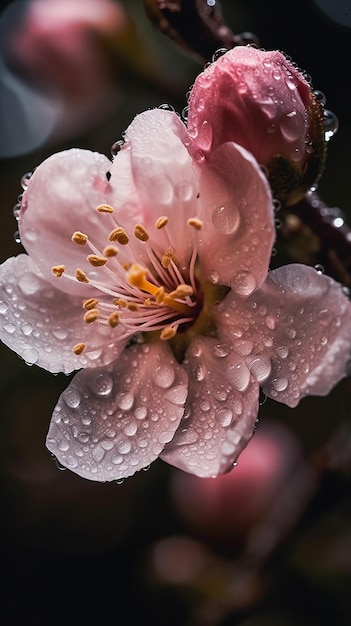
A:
51 203 212 360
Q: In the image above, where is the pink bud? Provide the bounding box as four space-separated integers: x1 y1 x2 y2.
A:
188 47 325 203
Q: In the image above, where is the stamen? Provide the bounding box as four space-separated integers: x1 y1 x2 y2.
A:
160 325 177 340
188 217 203 230
108 227 129 245
168 284 193 299
162 248 179 269
96 203 114 213
87 254 108 267
103 245 118 257
155 216 168 230
83 298 99 310
72 231 88 245
108 311 119 328
113 298 128 307
134 224 149 242
51 265 65 277
127 303 139 312
73 342 86 355
84 309 100 323
75 268 90 283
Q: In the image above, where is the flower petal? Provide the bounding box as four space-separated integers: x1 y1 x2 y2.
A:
46 341 188 481
215 264 351 407
197 142 274 289
20 148 114 294
160 336 259 477
110 108 199 259
0 255 127 374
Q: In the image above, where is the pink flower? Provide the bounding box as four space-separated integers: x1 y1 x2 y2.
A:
0 108 350 481
187 46 325 203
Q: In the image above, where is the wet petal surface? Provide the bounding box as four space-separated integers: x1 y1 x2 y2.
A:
161 336 259 477
46 341 188 481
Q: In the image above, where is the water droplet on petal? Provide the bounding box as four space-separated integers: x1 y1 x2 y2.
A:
249 356 272 382
231 271 257 296
218 409 233 427
19 272 41 296
324 109 339 141
62 387 81 409
212 203 240 235
227 362 250 391
3 323 16 334
153 365 176 389
272 377 288 392
89 371 114 396
117 391 134 410
0 301 9 315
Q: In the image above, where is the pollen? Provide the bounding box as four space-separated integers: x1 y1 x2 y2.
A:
113 298 128 307
84 309 100 323
160 325 177 340
108 227 129 245
155 216 168 230
73 342 86 355
108 311 120 327
188 217 203 230
82 298 99 310
134 223 149 242
103 245 118 257
96 203 114 213
87 254 108 267
127 302 139 312
72 231 88 245
162 249 178 268
51 265 65 277
75 268 90 283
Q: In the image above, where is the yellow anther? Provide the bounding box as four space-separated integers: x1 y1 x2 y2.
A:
96 203 114 213
75 268 90 283
162 249 179 268
82 298 99 310
108 311 120 328
72 231 88 245
155 216 168 230
51 265 65 277
127 302 139 312
160 326 177 340
103 245 118 257
73 343 86 355
134 223 149 242
168 284 193 299
144 298 152 306
84 309 100 323
108 227 129 245
87 254 108 267
187 217 203 230
113 298 128 307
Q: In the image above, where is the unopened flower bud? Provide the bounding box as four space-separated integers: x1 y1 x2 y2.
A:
188 46 326 204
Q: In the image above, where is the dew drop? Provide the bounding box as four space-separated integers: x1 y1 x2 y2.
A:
52 328 69 340
117 391 134 410
231 271 257 296
313 90 326 105
324 109 339 141
19 273 41 296
212 203 240 235
218 409 233 427
92 445 105 462
249 355 272 382
153 364 175 389
20 171 33 189
212 47 228 62
110 140 124 156
272 377 288 392
174 180 194 201
89 372 113 397
62 387 81 409
25 227 38 242
227 362 250 391
0 301 9 314
3 323 16 334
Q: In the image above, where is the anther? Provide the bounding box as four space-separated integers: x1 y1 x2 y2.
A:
73 343 86 355
127 303 139 312
72 231 88 245
134 224 149 242
108 227 129 245
162 249 178 268
83 298 99 310
160 325 177 340
113 298 128 307
168 284 193 299
84 309 100 323
75 268 90 283
155 216 168 230
51 265 65 277
87 254 108 267
188 217 203 230
96 203 114 213
108 312 119 328
103 245 118 257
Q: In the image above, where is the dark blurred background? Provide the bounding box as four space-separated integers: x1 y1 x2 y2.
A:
0 1 350 624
